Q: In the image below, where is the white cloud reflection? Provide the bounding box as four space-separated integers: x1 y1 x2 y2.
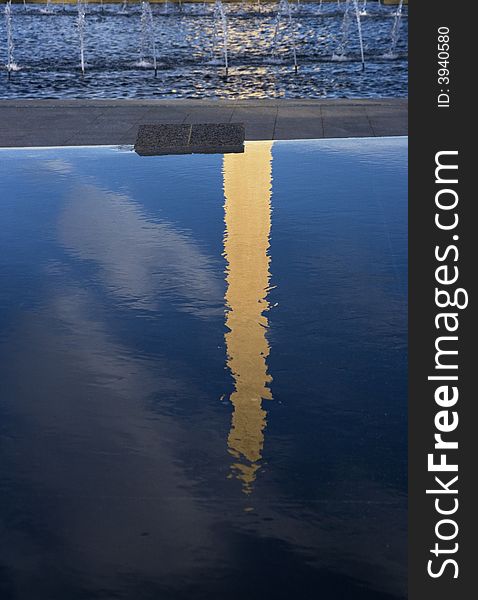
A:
59 183 223 317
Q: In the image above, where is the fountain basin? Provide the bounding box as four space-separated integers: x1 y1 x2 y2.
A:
2 2 408 99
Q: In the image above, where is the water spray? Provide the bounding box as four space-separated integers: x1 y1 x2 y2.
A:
77 0 86 76
4 0 16 80
384 0 404 59
352 0 365 70
271 0 298 74
213 0 229 77
140 1 158 77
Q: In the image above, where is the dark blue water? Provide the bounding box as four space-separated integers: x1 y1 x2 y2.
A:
0 138 407 599
1 2 408 98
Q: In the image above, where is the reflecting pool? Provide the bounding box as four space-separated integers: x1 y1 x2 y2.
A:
0 138 407 600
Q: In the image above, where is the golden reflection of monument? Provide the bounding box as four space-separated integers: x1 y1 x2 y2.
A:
223 142 273 495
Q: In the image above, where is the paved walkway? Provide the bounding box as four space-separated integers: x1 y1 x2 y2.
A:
0 99 407 147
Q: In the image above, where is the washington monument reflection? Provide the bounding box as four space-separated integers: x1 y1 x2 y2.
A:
223 142 273 494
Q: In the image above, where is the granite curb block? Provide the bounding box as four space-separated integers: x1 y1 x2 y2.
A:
134 122 245 155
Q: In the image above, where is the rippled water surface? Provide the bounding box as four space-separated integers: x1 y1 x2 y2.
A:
1 2 408 98
0 138 407 599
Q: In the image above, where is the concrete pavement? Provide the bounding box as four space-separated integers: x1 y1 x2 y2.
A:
0 99 407 147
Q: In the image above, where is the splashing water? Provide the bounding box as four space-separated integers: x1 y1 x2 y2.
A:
4 1 19 75
360 0 367 16
332 0 365 70
138 1 157 75
332 0 352 60
271 0 298 72
77 0 86 75
212 0 229 75
395 0 404 17
1 1 408 99
352 0 365 70
271 0 287 58
40 0 55 15
384 0 404 59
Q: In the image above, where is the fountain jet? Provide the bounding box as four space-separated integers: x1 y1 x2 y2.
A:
352 0 365 70
333 0 365 70
77 0 86 76
212 0 229 77
384 0 404 59
139 1 158 77
4 1 18 79
271 0 298 74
